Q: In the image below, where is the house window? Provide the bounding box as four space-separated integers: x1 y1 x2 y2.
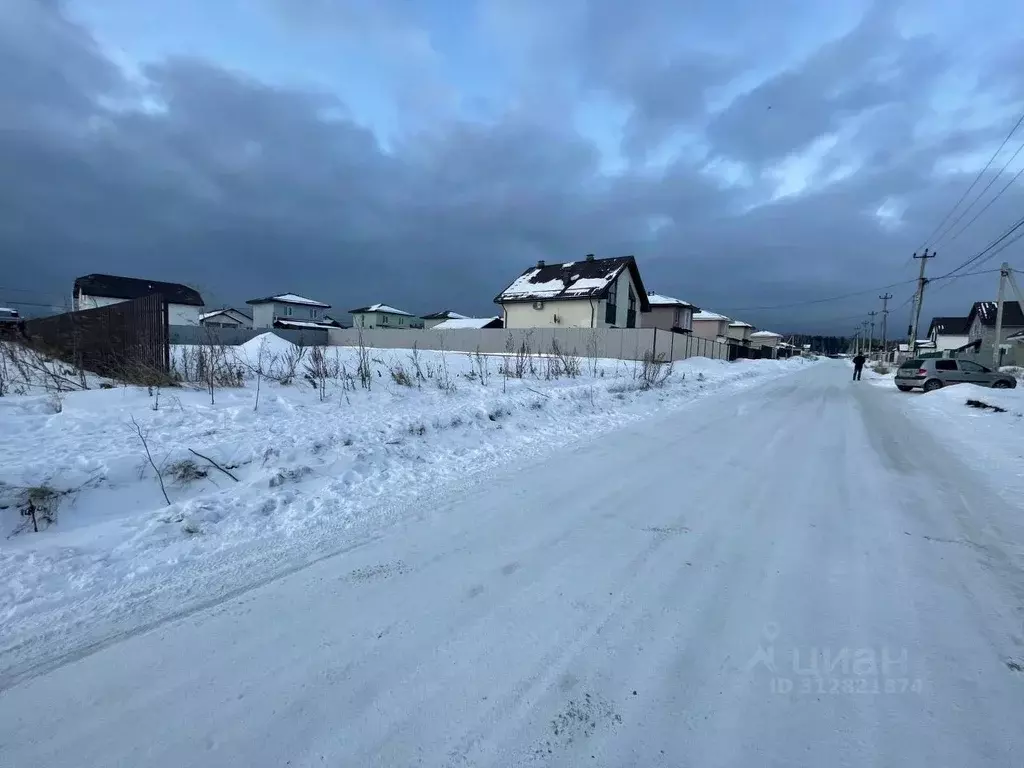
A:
399 316 404 326
605 280 618 325
381 314 389 325
284 305 293 317
311 309 319 320
626 286 637 328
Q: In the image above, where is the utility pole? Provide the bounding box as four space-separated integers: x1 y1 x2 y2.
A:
990 263 1024 368
879 292 892 362
861 320 869 356
867 311 878 358
991 266 1007 368
908 249 936 357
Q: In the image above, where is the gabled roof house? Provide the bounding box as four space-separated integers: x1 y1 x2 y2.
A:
246 293 333 330
349 303 424 329
966 300 1024 347
495 254 651 329
691 310 731 342
926 316 970 352
421 310 468 329
645 292 699 333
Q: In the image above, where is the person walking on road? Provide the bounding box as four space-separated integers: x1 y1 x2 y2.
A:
852 353 866 381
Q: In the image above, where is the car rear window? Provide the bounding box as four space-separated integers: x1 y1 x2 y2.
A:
899 359 923 369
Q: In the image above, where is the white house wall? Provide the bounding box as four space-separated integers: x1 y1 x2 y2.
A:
501 268 646 330
252 304 275 329
934 334 968 352
170 305 201 325
353 312 421 329
503 299 601 329
79 293 201 325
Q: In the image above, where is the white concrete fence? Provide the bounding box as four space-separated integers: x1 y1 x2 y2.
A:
326 327 766 363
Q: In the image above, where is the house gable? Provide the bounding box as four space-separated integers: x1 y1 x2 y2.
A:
494 255 651 312
74 273 204 306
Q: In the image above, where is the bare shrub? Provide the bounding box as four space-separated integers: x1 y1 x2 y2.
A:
473 347 490 385
408 344 426 384
18 485 61 533
639 352 673 390
279 343 308 385
586 330 600 378
550 339 582 378
165 458 209 486
356 329 372 390
304 346 339 401
390 361 414 387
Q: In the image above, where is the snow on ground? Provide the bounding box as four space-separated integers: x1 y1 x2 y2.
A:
886 383 1024 500
5 361 1024 766
0 335 812 682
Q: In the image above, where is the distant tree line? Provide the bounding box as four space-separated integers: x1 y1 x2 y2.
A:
782 334 849 355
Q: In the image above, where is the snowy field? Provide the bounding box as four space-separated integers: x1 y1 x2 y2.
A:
0 334 811 683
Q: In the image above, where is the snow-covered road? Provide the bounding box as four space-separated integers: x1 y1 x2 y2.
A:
3 361 1023 767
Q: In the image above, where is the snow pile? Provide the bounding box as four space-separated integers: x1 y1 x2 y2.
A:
0 347 813 681
895 384 1024 499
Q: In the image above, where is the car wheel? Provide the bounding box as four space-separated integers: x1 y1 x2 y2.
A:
896 385 913 392
992 380 1011 389
923 379 943 392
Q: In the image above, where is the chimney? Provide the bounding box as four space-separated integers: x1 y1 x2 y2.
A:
585 254 595 261
537 259 545 268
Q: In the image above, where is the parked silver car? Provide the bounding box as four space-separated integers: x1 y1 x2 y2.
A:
895 358 1018 392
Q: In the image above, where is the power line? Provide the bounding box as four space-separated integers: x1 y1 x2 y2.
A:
932 138 1024 246
934 214 1024 280
943 163 1024 246
916 107 1024 251
717 277 919 312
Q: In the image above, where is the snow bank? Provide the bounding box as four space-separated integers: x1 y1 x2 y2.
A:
0 347 813 681
895 384 1024 500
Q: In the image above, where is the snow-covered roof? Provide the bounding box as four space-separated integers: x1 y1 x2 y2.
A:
422 310 468 320
693 310 730 322
349 303 414 316
646 291 696 309
927 316 969 336
273 319 336 330
433 317 502 330
968 300 1024 327
728 321 754 328
247 293 331 308
750 330 782 338
0 307 16 313
199 308 251 322
494 255 651 311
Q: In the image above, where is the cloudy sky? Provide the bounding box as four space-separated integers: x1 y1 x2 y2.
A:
3 0 1023 333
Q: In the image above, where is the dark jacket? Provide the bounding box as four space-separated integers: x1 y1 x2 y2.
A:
853 354 866 367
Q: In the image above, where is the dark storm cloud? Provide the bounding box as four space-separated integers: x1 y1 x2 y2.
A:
2 0 1023 332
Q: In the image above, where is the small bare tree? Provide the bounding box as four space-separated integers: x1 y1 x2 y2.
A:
129 414 170 506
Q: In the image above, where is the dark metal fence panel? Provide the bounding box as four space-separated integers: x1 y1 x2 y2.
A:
21 294 169 380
